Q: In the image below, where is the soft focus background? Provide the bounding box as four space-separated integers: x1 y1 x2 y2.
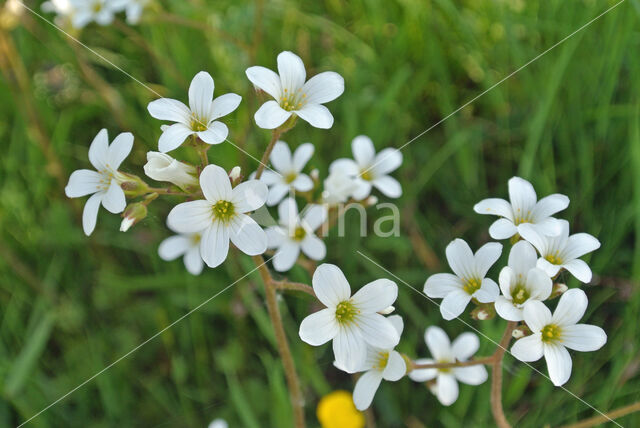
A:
1 0 639 427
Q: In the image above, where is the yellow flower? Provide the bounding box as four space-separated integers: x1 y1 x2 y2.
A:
317 390 365 428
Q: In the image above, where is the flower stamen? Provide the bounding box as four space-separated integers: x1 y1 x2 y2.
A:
335 300 359 325
463 278 482 295
541 324 562 343
212 200 235 223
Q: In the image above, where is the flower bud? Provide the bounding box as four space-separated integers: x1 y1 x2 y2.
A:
378 305 395 315
550 282 568 299
365 196 378 206
471 303 495 320
120 202 148 232
322 169 358 205
229 166 242 186
512 324 532 339
143 151 198 190
310 168 320 181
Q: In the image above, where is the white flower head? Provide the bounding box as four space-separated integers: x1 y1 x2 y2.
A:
519 220 600 282
495 241 552 321
245 51 344 129
70 0 125 28
259 141 314 206
143 151 198 189
148 71 242 153
65 129 133 236
166 164 268 268
350 315 406 410
266 198 327 272
330 136 402 201
207 419 228 428
424 239 502 320
158 230 205 275
298 264 400 373
474 176 569 240
42 0 75 26
511 289 607 386
409 327 488 406
322 169 358 205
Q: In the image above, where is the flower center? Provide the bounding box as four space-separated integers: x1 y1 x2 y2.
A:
513 209 532 225
360 169 373 181
541 324 562 343
284 172 297 184
335 300 359 325
510 283 530 305
292 226 306 241
212 200 235 223
545 251 563 265
191 233 201 245
190 114 208 132
374 351 389 371
92 2 103 12
280 88 307 111
437 359 452 373
463 278 482 295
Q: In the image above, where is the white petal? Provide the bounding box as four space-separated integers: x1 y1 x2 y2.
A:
329 158 359 176
498 267 516 296
473 278 500 303
350 179 372 201
563 259 593 283
495 296 524 322
424 273 463 298
454 365 487 386
232 180 268 213
158 123 194 153
292 142 314 171
372 148 402 176
200 164 232 202
473 198 514 220
108 132 133 169
451 332 479 361
387 315 404 336
273 241 300 272
229 214 267 256
508 176 537 214
561 324 607 352
552 288 587 326
101 180 126 214
277 51 306 91
522 300 552 332
254 101 292 129
88 129 109 171
382 350 406 381
313 263 351 307
372 176 402 198
295 104 334 129
408 358 438 382
526 217 563 237
353 370 382 411
298 308 339 346
301 235 326 261
519 223 549 255
508 241 538 276
332 326 367 373
167 200 213 233
475 242 502 278
266 184 290 206
188 71 214 118
198 122 228 145
489 218 518 240
564 233 601 261
532 193 570 220
440 290 472 321
158 235 190 260
436 374 459 406
270 141 292 172
352 135 375 167
511 334 543 362
245 66 282 99
210 93 241 119
351 279 398 313
292 174 314 192
301 71 344 104
265 226 286 248
82 192 103 236
200 221 229 268
147 98 191 124
302 204 327 231
526 268 552 300
259 169 281 186
425 326 452 361
544 343 572 386
65 169 102 197
536 257 562 278
183 245 204 275
357 313 400 349
445 239 475 279
277 197 298 226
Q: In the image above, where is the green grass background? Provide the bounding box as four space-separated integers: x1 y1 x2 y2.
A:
1 0 639 426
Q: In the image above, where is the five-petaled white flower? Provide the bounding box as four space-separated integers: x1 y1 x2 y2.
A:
298 264 400 373
474 176 569 240
519 220 600 283
495 241 552 321
158 229 205 276
65 129 133 236
167 164 268 268
424 239 502 320
245 51 344 129
322 169 358 205
259 141 314 206
266 198 327 272
330 136 402 201
349 315 406 411
148 71 242 153
409 327 488 406
70 0 125 28
511 289 606 386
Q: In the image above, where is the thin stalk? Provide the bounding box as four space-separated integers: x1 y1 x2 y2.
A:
273 281 316 297
491 321 517 428
557 400 640 428
411 356 495 370
255 129 282 179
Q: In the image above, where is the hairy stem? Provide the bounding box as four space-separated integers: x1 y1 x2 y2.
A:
491 321 517 428
411 356 495 370
255 130 282 179
558 400 640 428
273 281 316 297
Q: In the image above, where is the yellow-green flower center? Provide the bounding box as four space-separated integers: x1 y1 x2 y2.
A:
545 252 563 265
541 324 562 343
190 114 208 132
292 226 306 241
280 88 307 111
284 172 297 184
191 234 201 245
463 278 482 295
212 200 235 223
513 209 532 225
511 283 530 305
92 2 103 12
437 359 452 373
335 300 359 324
360 169 373 181
374 351 389 371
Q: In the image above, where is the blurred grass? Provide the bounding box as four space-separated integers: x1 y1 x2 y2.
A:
1 0 639 426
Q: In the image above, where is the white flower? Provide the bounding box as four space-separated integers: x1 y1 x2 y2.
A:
266 198 327 272
298 264 400 373
158 230 205 275
424 239 502 320
70 0 125 28
519 220 600 282
473 176 569 240
495 241 552 321
259 141 314 206
409 327 488 406
511 289 606 386
330 136 402 200
245 51 344 129
322 169 358 205
351 315 406 410
207 419 228 428
65 129 133 236
166 164 268 268
123 0 148 24
143 151 198 189
42 0 75 25
148 71 242 153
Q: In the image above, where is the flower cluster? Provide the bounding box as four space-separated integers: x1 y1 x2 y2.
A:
42 0 149 28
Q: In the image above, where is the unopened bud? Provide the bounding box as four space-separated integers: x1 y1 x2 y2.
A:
144 151 198 190
550 282 568 299
310 169 320 181
378 305 395 315
120 202 148 232
471 303 495 320
365 196 378 206
229 166 242 184
512 324 532 339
